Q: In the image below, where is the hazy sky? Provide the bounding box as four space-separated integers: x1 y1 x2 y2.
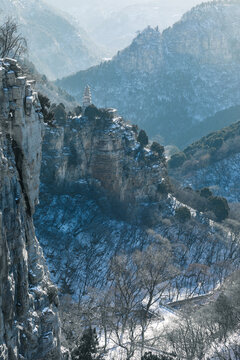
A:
45 0 212 53
46 0 210 26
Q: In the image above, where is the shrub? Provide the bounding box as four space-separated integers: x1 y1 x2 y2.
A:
151 142 165 157
157 179 172 194
206 136 223 150
137 130 149 147
175 206 191 223
168 152 186 169
47 285 58 306
38 93 55 126
141 352 173 360
71 328 102 360
200 187 213 199
74 105 82 116
53 103 67 125
84 104 100 119
208 196 229 222
173 186 208 213
132 124 138 134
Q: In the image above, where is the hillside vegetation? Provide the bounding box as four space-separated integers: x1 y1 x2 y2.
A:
169 115 240 172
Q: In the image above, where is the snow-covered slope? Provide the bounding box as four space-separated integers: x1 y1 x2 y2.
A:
34 110 240 300
181 153 240 202
0 0 103 79
57 0 240 147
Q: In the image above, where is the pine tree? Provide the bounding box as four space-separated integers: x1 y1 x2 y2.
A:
71 328 102 360
137 130 148 147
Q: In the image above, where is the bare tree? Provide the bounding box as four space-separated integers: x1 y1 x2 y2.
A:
0 17 27 59
133 241 177 356
87 240 176 359
163 271 240 360
165 314 207 360
106 254 143 360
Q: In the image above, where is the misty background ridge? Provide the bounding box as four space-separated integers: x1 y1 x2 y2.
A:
44 0 212 55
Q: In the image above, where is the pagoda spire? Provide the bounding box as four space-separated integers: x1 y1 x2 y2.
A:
82 85 92 111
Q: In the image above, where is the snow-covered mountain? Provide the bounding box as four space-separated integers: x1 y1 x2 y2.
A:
0 0 103 79
57 0 240 148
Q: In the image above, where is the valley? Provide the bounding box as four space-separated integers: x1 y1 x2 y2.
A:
0 0 240 359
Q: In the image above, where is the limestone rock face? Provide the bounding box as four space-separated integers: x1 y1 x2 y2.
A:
42 113 168 221
0 59 62 359
1 63 44 216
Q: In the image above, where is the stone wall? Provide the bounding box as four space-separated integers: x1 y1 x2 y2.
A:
0 59 63 359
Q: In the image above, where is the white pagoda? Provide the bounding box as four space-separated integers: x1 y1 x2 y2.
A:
82 85 92 111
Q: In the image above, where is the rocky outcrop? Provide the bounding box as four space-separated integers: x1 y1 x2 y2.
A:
41 111 169 221
34 110 173 296
0 59 62 359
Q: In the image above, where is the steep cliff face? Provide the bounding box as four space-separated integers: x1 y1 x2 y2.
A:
57 0 240 147
0 59 62 359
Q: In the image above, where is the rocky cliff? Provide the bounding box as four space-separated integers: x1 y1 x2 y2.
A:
0 59 62 359
57 0 240 147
